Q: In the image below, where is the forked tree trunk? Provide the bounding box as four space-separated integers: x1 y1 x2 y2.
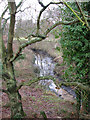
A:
1 1 25 118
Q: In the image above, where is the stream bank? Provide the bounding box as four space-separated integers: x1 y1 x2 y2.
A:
31 48 76 102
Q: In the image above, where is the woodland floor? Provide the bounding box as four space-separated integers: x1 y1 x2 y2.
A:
1 38 90 119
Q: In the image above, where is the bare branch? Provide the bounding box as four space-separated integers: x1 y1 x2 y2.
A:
44 20 80 35
1 6 8 20
75 0 90 30
73 9 90 18
16 6 31 13
2 17 10 30
62 0 85 25
16 76 56 91
10 37 44 62
37 1 63 34
57 82 90 92
0 6 9 57
10 19 84 63
16 0 23 9
38 0 45 8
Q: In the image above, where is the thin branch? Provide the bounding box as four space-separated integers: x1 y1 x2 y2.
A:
62 0 85 25
38 0 45 8
37 1 63 34
16 6 31 13
75 0 90 30
57 82 90 92
2 17 10 30
0 6 9 57
25 33 46 39
44 20 80 35
0 89 9 94
10 19 83 63
1 6 8 20
16 0 23 9
45 19 90 36
73 9 90 18
10 37 44 62
16 76 56 91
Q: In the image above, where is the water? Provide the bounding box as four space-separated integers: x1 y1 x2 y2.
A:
32 49 76 101
34 54 55 76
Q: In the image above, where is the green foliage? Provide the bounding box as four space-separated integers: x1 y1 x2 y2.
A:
0 60 2 76
52 28 60 39
59 2 90 84
40 111 47 120
60 23 89 83
55 46 61 51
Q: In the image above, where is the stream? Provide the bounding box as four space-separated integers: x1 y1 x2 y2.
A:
32 48 76 101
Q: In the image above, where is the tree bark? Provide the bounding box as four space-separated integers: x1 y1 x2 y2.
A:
2 2 25 118
3 62 25 118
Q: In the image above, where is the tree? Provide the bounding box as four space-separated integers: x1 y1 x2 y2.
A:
15 19 35 37
59 2 90 116
0 0 90 118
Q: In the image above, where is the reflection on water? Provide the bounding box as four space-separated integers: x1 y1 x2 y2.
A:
33 49 76 101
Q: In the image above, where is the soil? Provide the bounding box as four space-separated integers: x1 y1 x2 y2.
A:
2 85 77 118
1 39 90 119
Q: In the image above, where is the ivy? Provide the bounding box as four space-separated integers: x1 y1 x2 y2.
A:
59 2 90 84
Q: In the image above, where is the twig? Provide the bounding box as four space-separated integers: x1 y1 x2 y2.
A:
75 0 90 30
62 0 85 25
58 82 90 92
37 1 63 34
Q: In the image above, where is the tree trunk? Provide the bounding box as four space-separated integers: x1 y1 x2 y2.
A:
1 2 25 118
3 61 25 118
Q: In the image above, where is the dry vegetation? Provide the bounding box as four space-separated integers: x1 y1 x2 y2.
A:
2 38 89 119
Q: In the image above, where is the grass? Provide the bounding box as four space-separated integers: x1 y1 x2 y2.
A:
30 96 36 101
42 94 61 102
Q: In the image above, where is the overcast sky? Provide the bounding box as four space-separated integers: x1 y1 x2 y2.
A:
1 0 89 22
0 0 59 21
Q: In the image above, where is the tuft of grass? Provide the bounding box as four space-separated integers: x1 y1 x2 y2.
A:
30 96 36 101
61 109 67 113
42 93 62 103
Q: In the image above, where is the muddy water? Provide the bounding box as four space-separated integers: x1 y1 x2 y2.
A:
32 49 76 101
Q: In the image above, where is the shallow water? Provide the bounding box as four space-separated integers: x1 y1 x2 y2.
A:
32 49 76 101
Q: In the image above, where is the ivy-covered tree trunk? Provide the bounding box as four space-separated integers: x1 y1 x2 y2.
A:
2 1 24 118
